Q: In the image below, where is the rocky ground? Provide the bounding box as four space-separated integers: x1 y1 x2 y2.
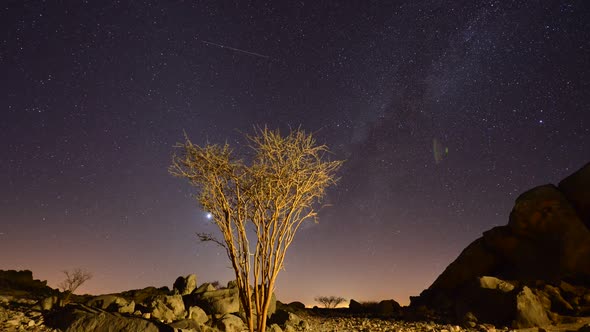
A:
0 295 57 332
300 314 590 332
3 291 590 332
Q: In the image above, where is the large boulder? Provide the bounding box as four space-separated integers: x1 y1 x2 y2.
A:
173 274 197 296
148 295 186 322
196 287 240 315
44 303 173 332
506 185 590 281
411 163 590 327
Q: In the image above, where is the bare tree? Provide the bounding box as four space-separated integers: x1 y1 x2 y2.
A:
315 295 346 308
170 127 343 332
58 268 92 305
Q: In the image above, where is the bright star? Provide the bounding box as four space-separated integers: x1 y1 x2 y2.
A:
206 212 213 220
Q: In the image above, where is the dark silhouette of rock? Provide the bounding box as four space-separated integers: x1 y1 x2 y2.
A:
287 301 305 310
348 299 362 312
377 299 402 317
0 270 56 298
411 162 590 328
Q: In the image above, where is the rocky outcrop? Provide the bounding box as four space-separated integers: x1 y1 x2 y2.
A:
0 270 56 298
411 163 590 328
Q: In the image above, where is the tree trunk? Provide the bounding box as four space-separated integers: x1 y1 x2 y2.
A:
257 279 276 332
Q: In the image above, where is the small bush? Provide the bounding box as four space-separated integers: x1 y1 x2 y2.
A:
58 268 92 305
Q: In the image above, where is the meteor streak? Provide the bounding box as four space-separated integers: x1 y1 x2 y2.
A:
201 40 270 59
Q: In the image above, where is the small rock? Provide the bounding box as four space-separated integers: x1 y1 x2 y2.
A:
7 318 21 326
28 311 42 318
268 324 283 332
28 320 35 327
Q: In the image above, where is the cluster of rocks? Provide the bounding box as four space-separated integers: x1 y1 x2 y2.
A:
0 269 308 332
410 162 590 328
0 295 56 332
37 274 307 332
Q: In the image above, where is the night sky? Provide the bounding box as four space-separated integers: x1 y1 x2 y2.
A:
2 1 589 306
